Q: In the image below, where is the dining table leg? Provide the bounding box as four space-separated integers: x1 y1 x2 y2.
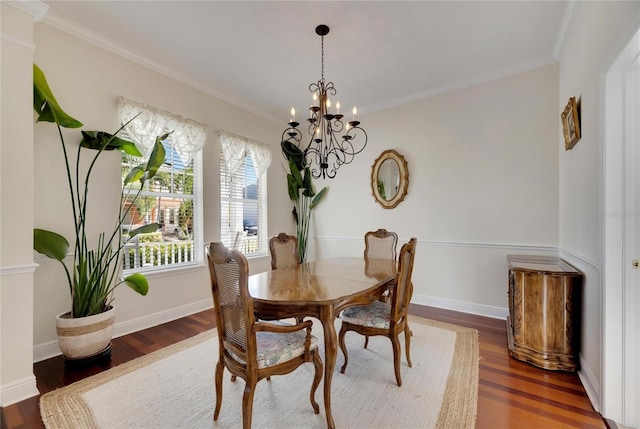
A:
320 305 337 429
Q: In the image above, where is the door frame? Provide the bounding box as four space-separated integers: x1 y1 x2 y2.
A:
602 26 640 427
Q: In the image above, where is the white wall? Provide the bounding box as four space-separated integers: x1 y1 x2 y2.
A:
310 64 560 318
31 23 290 360
557 0 640 415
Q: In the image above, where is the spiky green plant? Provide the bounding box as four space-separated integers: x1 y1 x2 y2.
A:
33 64 165 317
282 142 327 263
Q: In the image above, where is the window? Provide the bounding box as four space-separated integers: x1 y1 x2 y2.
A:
121 140 203 272
117 96 206 273
218 131 271 256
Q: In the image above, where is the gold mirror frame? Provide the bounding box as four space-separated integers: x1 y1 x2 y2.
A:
371 149 409 209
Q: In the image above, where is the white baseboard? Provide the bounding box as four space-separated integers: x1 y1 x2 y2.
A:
412 293 509 320
0 375 39 407
33 295 504 361
578 354 602 412
33 299 213 363
113 299 213 338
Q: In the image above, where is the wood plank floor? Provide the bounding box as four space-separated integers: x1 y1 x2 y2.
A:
1 305 606 429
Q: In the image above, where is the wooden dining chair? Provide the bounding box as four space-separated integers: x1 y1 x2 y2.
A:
363 228 399 346
206 242 323 429
269 232 300 269
338 237 417 387
364 228 398 260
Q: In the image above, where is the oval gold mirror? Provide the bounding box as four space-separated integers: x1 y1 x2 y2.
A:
371 149 409 209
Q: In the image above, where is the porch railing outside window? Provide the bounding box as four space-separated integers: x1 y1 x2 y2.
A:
123 239 196 270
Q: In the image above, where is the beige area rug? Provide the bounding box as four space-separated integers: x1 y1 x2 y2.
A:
40 316 478 429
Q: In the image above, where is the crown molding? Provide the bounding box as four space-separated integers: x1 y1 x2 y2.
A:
4 0 49 22
553 1 580 60
363 56 559 115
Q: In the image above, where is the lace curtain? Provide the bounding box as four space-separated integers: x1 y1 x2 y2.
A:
117 96 207 164
217 131 272 178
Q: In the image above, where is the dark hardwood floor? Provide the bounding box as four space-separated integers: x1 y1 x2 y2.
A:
1 305 605 429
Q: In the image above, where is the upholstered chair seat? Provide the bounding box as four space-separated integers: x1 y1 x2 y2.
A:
229 330 320 369
340 300 393 329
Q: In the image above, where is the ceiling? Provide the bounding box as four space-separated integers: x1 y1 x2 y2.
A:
42 1 571 123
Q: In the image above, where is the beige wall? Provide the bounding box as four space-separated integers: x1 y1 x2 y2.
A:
311 64 560 316
557 0 640 415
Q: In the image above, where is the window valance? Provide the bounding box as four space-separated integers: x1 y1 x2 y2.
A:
117 96 208 164
217 130 272 178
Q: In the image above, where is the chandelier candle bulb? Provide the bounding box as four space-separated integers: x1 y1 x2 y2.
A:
336 101 341 114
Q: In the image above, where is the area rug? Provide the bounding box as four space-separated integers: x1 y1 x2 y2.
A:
40 315 478 429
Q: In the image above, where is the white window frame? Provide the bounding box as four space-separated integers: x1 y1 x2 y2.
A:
219 136 270 258
121 139 204 274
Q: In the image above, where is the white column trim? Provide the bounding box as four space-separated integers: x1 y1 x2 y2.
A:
0 263 38 276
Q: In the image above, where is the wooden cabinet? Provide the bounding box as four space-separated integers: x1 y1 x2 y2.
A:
507 255 583 372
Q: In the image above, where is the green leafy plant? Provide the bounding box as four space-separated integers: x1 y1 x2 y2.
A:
32 64 165 318
377 179 386 200
282 141 327 263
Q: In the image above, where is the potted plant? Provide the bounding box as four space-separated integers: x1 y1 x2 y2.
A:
32 64 165 361
282 141 327 262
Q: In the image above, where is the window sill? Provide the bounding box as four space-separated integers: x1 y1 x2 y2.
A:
246 253 269 262
123 262 207 279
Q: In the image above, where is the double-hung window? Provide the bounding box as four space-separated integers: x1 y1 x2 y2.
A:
118 97 206 273
218 131 271 256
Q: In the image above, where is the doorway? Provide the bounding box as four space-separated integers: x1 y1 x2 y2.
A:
603 26 640 428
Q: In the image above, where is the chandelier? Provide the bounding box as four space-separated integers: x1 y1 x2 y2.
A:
281 24 367 179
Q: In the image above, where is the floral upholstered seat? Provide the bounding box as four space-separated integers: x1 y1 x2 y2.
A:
340 300 391 329
229 329 320 369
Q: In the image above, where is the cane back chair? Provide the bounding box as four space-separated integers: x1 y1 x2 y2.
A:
206 242 323 429
339 237 417 387
269 232 300 270
362 228 399 345
364 228 399 260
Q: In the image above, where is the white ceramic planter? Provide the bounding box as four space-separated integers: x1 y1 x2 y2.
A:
56 306 115 360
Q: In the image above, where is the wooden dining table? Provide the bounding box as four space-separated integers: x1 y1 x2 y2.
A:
248 257 397 429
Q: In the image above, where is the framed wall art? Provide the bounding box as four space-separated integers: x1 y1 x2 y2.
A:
561 96 581 150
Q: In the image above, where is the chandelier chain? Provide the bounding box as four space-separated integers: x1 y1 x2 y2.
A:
320 34 324 81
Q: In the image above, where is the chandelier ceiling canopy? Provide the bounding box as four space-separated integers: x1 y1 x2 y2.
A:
281 25 367 180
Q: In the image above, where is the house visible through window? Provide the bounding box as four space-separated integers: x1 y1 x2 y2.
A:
117 96 207 273
121 139 202 272
218 131 271 256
